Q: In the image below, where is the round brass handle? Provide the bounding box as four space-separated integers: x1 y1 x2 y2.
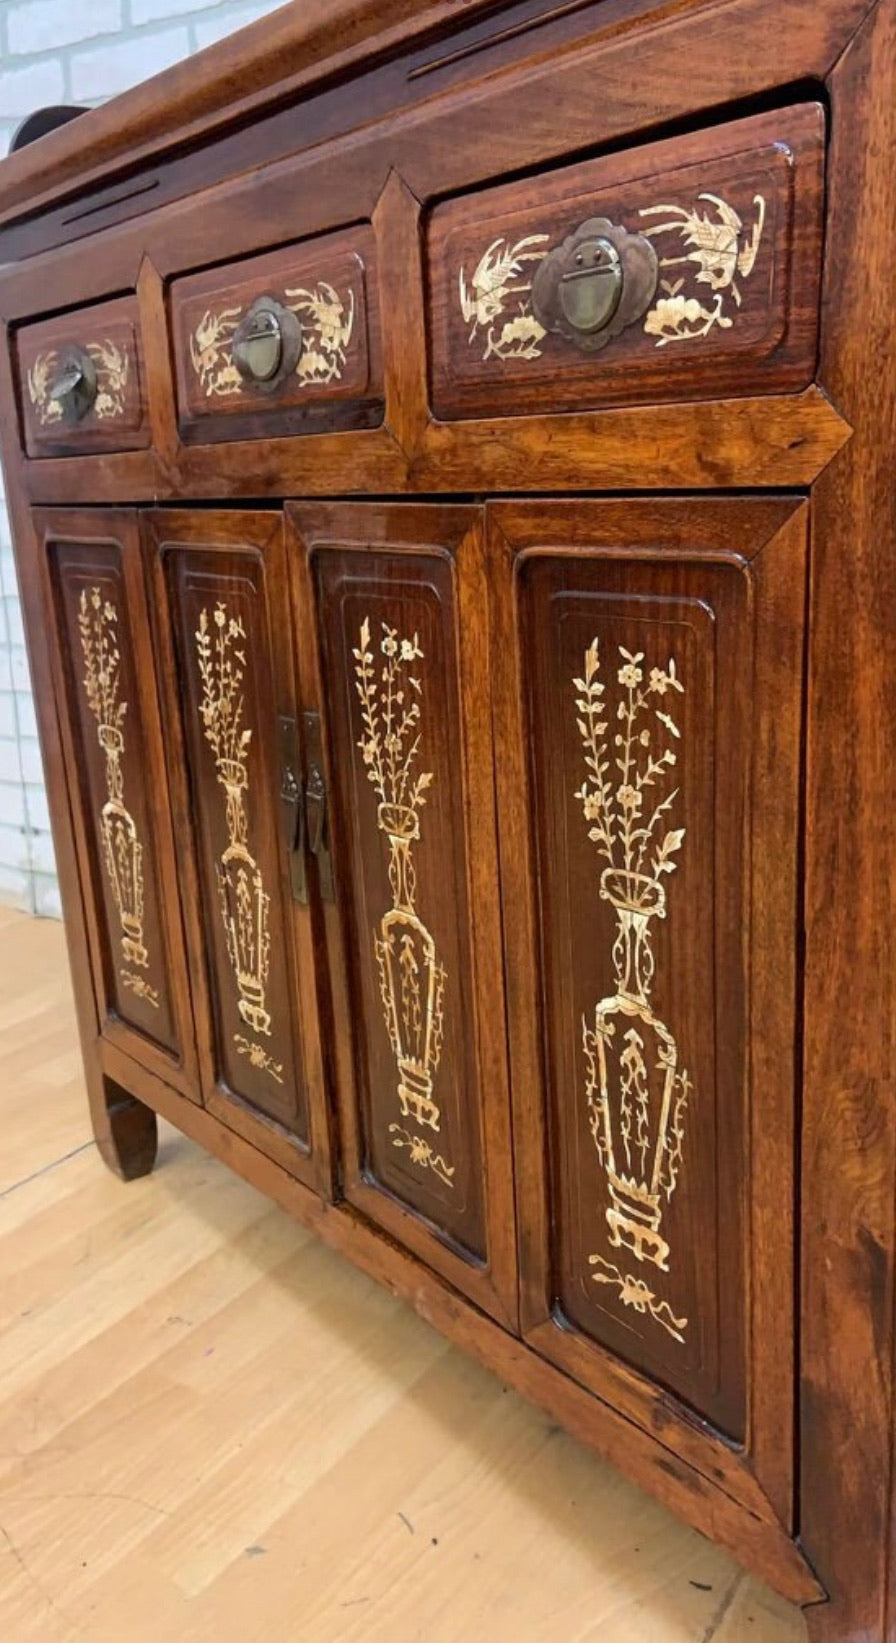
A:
48 346 97 423
531 217 659 353
231 296 302 391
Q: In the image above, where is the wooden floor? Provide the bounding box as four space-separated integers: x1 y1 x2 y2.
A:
0 907 808 1643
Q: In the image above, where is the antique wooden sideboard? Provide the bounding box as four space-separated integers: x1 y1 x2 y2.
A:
0 1 893 1635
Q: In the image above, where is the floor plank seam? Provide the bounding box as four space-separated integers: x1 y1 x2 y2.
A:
0 1139 94 1201
700 1571 745 1642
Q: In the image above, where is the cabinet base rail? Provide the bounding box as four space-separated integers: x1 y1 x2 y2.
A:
98 1037 824 1618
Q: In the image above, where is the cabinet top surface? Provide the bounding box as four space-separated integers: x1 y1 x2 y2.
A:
0 0 864 255
0 0 570 238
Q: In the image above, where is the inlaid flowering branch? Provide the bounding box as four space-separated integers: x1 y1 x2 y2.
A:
78 587 157 1009
574 638 692 1343
353 618 452 1188
457 187 767 359
196 603 281 1081
190 281 356 397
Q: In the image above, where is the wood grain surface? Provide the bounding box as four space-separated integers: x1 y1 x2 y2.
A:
16 298 148 459
428 104 825 419
171 227 382 443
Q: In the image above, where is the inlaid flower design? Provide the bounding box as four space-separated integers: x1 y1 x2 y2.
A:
457 188 766 360
574 638 693 1343
353 617 452 1190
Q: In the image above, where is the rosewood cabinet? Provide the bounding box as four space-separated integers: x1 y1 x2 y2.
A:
3 2 896 1637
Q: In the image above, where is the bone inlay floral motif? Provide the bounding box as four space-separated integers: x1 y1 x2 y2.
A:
574 639 692 1343
639 192 766 344
458 189 766 359
28 340 130 425
78 587 158 1010
190 282 356 398
196 603 282 1084
353 618 452 1190
458 234 550 360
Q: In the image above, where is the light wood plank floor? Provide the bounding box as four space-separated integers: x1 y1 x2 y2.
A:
0 907 808 1642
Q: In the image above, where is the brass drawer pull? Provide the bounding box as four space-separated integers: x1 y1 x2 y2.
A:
530 217 658 352
47 345 98 422
231 295 302 391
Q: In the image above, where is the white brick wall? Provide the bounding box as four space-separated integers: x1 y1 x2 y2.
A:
0 0 284 915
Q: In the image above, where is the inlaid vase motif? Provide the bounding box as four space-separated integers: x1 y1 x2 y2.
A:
195 602 281 1083
78 586 158 1008
574 638 692 1343
353 618 452 1188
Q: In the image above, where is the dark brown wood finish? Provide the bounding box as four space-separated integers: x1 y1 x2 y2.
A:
429 104 825 420
30 507 199 1098
288 502 517 1328
6 388 851 505
0 0 865 509
490 498 806 1533
171 227 382 443
0 0 595 247
799 2 896 1638
16 297 148 459
142 508 333 1195
3 0 896 1635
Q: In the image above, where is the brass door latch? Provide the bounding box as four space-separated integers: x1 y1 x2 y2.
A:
278 712 335 905
279 714 307 904
303 710 335 903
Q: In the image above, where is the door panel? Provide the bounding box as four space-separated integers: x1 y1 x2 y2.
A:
34 507 197 1094
144 509 332 1192
490 498 806 1527
288 503 516 1326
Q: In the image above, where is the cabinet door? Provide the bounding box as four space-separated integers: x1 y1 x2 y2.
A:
490 498 806 1529
144 509 332 1194
288 503 516 1327
34 507 197 1095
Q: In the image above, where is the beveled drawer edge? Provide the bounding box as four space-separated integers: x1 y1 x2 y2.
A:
13 386 853 502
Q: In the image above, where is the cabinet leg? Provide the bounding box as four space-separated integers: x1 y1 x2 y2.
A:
91 1074 158 1181
804 1598 879 1643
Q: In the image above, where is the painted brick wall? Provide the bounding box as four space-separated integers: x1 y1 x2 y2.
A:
0 0 284 915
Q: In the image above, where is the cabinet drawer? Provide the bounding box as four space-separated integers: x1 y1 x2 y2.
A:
16 296 148 458
428 104 824 420
170 229 383 443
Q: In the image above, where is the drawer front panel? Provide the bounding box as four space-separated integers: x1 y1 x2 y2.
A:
171 229 382 442
47 535 180 1055
17 297 148 457
429 105 824 420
